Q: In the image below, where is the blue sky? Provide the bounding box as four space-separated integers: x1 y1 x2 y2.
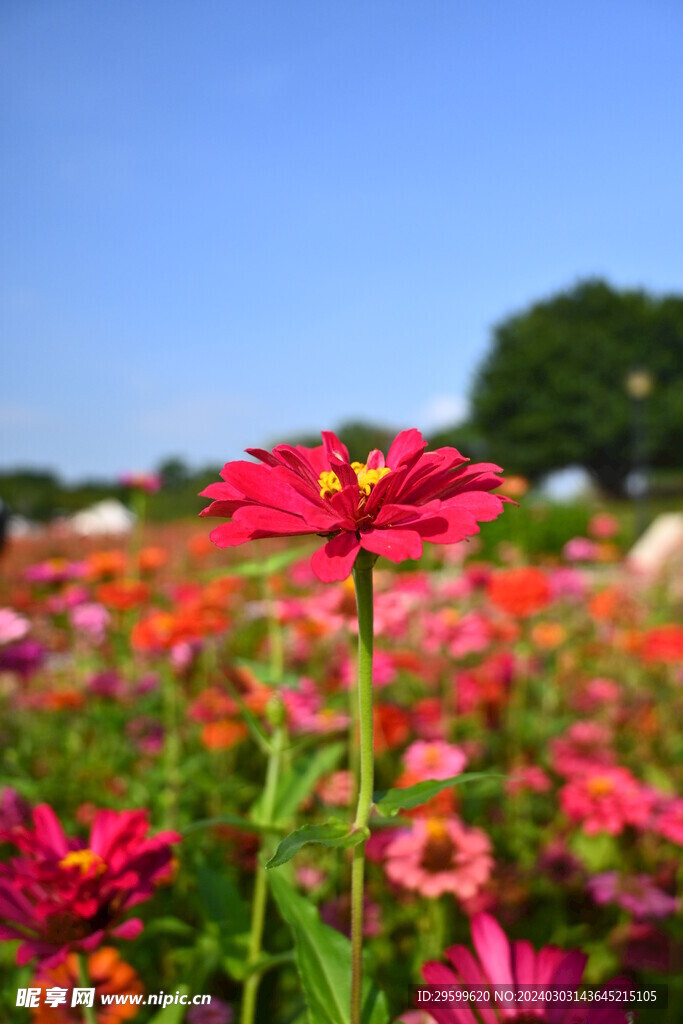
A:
2 1 682 481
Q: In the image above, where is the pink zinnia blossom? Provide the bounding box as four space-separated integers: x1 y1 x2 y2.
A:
653 797 683 845
563 537 599 562
422 912 632 1023
550 722 615 778
403 741 468 781
201 430 509 582
316 770 353 807
0 804 179 968
383 818 493 900
505 765 551 795
70 602 110 643
560 767 655 835
281 677 349 734
588 872 678 919
0 607 30 646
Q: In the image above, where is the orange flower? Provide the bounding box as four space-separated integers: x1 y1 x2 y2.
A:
588 586 637 624
487 567 551 617
138 546 168 574
530 622 567 649
131 605 228 652
86 550 127 580
201 719 248 750
96 580 151 612
32 947 143 1023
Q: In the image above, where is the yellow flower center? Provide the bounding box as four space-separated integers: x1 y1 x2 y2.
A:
587 776 614 798
59 849 107 876
318 462 391 499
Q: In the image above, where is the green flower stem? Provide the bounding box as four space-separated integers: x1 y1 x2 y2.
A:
76 954 97 1024
241 715 285 1024
160 668 181 831
350 553 375 1024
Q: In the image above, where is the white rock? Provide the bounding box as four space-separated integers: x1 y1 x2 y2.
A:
69 499 135 536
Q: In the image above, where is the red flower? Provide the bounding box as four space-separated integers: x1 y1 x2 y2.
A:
487 566 551 617
0 805 179 968
639 624 683 663
200 430 508 582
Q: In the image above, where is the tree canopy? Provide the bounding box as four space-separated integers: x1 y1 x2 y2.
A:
471 279 683 495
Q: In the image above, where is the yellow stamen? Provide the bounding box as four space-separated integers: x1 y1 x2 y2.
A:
59 849 107 876
587 777 614 798
318 462 391 499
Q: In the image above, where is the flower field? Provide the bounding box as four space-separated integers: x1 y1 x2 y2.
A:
1 436 681 1024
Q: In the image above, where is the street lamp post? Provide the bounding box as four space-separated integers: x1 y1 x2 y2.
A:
624 369 654 539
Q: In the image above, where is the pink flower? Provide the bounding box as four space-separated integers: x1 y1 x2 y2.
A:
403 741 468 781
653 798 683 845
505 765 551 795
201 430 509 582
560 768 655 835
69 602 110 643
383 818 493 900
588 513 620 539
316 771 353 807
588 872 678 919
422 912 632 1023
119 472 161 493
281 678 349 734
0 607 30 645
0 804 179 968
563 537 599 562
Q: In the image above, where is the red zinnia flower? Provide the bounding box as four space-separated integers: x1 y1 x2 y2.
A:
200 430 508 582
487 566 551 617
0 805 179 968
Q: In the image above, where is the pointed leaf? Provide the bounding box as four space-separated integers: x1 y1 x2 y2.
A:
269 871 389 1024
267 821 369 869
373 772 502 816
146 987 190 1024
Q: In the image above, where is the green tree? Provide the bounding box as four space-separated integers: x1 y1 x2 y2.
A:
471 279 683 495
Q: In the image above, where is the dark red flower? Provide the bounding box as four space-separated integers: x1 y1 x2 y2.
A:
0 804 179 968
201 430 509 582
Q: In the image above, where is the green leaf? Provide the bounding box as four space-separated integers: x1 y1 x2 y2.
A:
269 871 389 1024
373 772 501 816
183 813 284 836
146 987 190 1024
251 742 345 825
197 863 250 934
267 821 369 869
568 831 619 872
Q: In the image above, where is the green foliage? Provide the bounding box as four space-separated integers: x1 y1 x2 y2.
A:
269 872 389 1024
266 821 369 869
471 279 683 495
373 772 500 817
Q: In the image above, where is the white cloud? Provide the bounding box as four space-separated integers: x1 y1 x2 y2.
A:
417 394 469 432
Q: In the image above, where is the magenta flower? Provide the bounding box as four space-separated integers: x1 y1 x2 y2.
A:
422 913 632 1023
201 430 508 582
560 767 655 835
0 804 179 968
